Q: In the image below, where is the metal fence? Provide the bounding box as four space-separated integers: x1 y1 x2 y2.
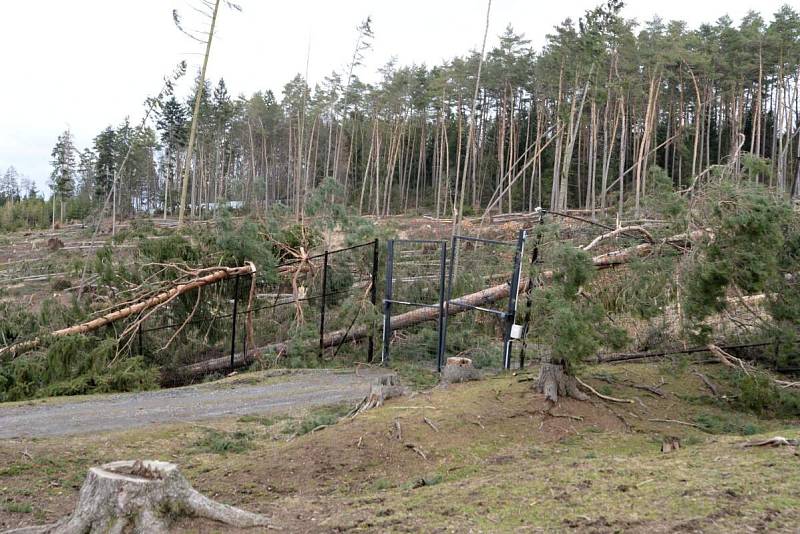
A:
382 239 448 371
137 239 380 375
381 231 528 372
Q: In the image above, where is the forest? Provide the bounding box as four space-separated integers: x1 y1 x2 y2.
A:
1 2 798 229
2 1 800 532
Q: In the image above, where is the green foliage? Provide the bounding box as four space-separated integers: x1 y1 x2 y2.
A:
693 412 762 435
139 234 200 265
0 302 41 346
0 335 158 402
285 403 352 435
532 242 628 371
0 197 51 231
193 428 253 454
643 166 688 227
740 153 772 181
210 214 277 284
547 244 594 298
682 178 794 342
596 256 677 319
730 373 800 418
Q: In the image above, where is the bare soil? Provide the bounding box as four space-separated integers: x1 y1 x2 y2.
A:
2 363 798 533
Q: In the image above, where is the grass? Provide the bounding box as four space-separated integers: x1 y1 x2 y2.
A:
3 502 33 514
693 412 763 435
192 428 253 455
237 414 291 427
284 403 353 436
1 363 799 532
391 362 439 390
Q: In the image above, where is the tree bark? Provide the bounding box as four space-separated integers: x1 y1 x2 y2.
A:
0 265 256 360
7 461 271 534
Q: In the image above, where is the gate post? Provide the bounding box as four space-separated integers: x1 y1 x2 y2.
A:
503 230 527 369
318 250 329 358
368 239 379 362
381 240 395 365
436 241 448 373
230 275 240 370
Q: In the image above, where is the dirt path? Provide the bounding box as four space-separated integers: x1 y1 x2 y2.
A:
0 369 381 439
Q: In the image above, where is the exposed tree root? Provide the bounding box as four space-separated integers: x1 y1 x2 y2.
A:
649 418 706 431
694 371 719 396
740 437 799 448
575 376 633 404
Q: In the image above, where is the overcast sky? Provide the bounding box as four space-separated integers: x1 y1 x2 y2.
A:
0 0 791 192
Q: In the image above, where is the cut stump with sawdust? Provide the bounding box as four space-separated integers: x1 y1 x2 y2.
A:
4 460 272 534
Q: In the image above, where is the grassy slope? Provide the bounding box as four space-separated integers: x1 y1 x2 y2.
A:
1 363 799 533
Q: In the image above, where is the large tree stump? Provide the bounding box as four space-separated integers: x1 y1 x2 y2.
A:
441 357 480 384
5 460 272 534
536 362 589 404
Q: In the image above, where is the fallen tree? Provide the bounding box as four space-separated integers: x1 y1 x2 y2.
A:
0 264 256 360
173 231 702 380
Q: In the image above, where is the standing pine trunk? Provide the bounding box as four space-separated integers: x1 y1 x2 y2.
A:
178 0 221 226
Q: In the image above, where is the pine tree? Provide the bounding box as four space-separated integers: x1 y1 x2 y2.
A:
49 129 77 223
93 126 117 201
0 166 20 204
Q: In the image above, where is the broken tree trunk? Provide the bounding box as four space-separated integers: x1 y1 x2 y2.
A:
0 265 256 360
173 230 705 380
7 460 271 534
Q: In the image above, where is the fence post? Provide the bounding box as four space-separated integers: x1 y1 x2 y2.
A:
440 236 458 372
319 250 329 358
230 274 240 370
368 238 379 362
381 239 395 365
503 229 527 370
436 240 448 373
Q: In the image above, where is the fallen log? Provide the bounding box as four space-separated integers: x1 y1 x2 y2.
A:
174 231 701 380
0 264 256 360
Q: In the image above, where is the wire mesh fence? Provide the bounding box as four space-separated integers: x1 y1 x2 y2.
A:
381 239 447 370
381 232 527 372
137 239 379 376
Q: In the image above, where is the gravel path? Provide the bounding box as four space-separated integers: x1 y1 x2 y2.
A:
0 370 381 439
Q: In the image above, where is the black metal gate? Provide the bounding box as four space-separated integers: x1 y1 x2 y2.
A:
442 229 527 370
381 239 448 371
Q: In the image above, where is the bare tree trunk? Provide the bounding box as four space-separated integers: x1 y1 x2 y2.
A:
178 0 221 226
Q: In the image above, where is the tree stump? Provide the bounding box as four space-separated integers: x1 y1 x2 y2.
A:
536 362 589 403
441 357 480 384
6 460 272 533
350 374 405 416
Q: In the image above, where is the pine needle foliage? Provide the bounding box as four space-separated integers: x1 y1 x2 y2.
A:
532 242 628 372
